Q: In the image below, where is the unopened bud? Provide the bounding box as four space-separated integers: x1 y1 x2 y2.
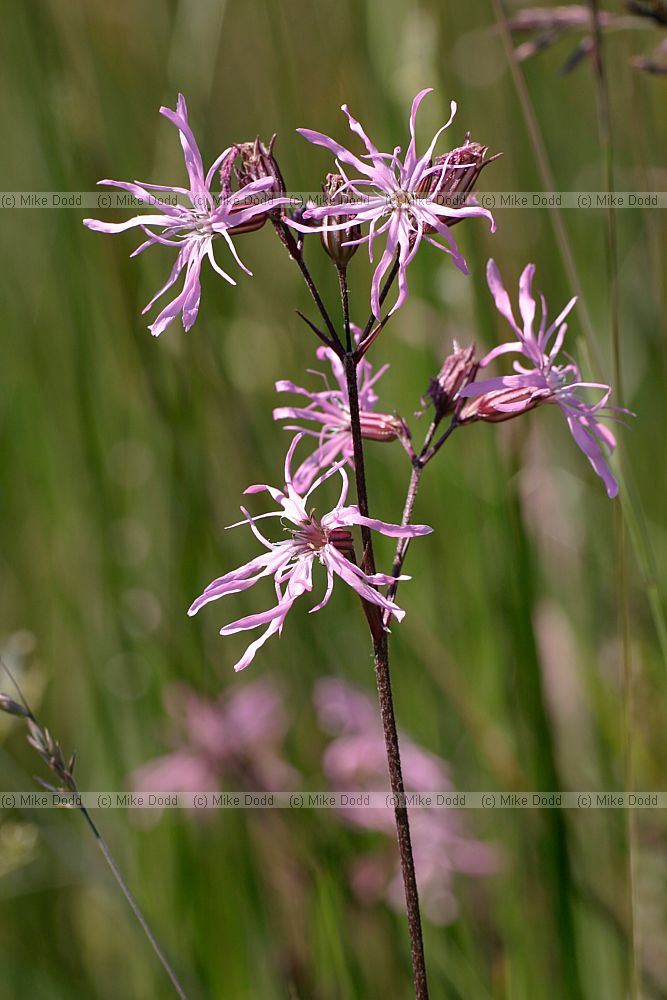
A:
225 135 287 231
320 173 361 267
359 410 406 443
235 136 286 197
459 384 551 424
416 135 499 223
424 342 477 417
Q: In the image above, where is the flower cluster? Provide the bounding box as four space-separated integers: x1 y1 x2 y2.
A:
314 679 499 924
84 89 628 677
130 675 501 922
83 91 629 697
85 89 496 334
85 91 631 987
132 678 298 797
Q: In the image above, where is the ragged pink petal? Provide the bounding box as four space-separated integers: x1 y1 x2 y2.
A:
294 91 496 319
85 94 293 336
465 258 629 496
189 437 432 669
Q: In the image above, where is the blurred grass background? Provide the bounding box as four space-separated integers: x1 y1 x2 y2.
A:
0 0 666 997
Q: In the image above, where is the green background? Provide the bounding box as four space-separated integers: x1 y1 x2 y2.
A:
0 1 665 997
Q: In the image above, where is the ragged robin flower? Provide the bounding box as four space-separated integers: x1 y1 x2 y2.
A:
289 89 495 319
188 436 432 671
84 95 292 336
273 327 405 493
459 259 630 498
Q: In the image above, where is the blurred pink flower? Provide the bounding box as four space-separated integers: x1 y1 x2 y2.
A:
84 94 291 336
459 259 629 498
132 677 298 796
273 328 404 493
290 89 495 318
314 678 499 924
188 436 432 671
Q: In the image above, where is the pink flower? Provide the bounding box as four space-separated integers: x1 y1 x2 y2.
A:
291 89 495 318
314 679 499 924
459 259 628 498
273 328 404 493
84 94 291 337
131 678 298 797
188 436 432 671
131 750 218 797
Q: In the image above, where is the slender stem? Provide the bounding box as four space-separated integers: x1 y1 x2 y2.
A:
490 0 601 364
343 345 430 1000
338 266 352 353
78 806 189 1000
386 418 458 618
355 317 388 361
359 256 401 343
493 0 667 675
274 221 341 348
0 658 190 1000
295 309 333 349
588 6 638 997
385 461 423 615
420 417 458 467
588 0 622 399
372 632 429 1000
285 258 429 997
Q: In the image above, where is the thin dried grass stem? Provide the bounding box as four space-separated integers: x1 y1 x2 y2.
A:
0 658 191 1000
587 5 639 995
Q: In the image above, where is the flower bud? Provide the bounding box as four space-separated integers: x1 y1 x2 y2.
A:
416 135 499 224
225 135 287 232
234 136 286 197
359 411 406 443
424 342 477 417
319 173 361 267
459 384 551 424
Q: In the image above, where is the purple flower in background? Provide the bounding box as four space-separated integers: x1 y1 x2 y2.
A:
291 89 495 318
131 678 298 797
188 436 432 671
273 326 404 493
84 94 290 337
459 259 627 498
314 679 499 924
